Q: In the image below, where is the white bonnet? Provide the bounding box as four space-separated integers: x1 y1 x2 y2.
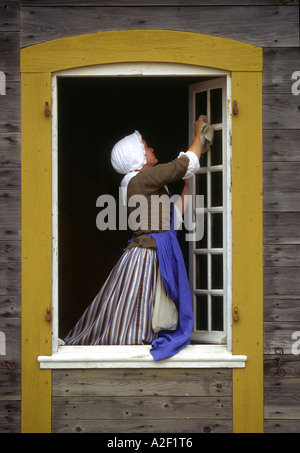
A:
111 130 146 174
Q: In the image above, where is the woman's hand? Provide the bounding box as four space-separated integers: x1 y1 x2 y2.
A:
194 115 206 138
188 115 206 159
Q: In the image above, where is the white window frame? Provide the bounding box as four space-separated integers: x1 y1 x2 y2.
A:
38 62 246 369
189 78 231 345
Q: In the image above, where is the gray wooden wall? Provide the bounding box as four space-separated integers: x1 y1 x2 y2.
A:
0 0 21 433
52 369 232 433
0 0 299 433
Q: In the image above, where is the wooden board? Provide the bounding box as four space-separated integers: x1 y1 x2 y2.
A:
0 169 20 190
0 242 20 263
0 2 19 32
264 245 300 267
264 354 300 378
264 299 300 322
263 213 300 245
52 368 232 433
20 5 298 47
53 395 232 420
263 47 300 94
263 130 300 162
0 317 20 361
0 401 21 424
0 367 21 400
264 322 300 354
263 94 300 130
0 190 21 240
0 263 20 296
0 134 21 167
264 268 300 297
264 419 300 434
264 377 300 420
52 368 232 397
0 32 20 82
19 0 300 6
0 82 20 133
53 418 232 433
263 163 300 212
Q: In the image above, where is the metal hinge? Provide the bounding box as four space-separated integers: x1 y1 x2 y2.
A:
45 308 52 322
0 360 18 370
233 100 238 115
44 101 51 117
233 306 239 322
275 347 286 377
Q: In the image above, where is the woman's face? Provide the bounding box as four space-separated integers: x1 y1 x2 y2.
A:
142 139 158 167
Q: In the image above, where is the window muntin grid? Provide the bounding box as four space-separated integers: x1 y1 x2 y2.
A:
189 78 229 344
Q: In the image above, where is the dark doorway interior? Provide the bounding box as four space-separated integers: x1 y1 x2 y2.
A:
57 76 203 338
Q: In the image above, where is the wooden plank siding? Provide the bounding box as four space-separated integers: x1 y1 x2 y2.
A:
18 1 300 5
0 0 299 433
0 0 21 434
51 369 233 433
262 5 300 431
20 4 298 48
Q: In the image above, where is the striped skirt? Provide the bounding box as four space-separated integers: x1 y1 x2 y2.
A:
64 247 159 345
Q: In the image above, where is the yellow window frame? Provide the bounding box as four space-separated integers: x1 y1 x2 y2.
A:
21 30 263 433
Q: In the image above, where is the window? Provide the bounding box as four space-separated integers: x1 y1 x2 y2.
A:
38 62 244 368
21 31 263 431
189 78 231 345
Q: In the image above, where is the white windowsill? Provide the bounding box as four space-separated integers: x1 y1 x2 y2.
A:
38 345 247 369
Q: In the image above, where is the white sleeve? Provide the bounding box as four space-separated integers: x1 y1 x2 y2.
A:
178 151 200 179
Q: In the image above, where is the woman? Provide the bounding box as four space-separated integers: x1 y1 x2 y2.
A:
64 116 208 361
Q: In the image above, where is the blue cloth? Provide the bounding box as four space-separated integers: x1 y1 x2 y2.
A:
149 225 194 361
147 197 194 361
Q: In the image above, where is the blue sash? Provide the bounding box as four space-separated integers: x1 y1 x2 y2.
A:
143 200 194 361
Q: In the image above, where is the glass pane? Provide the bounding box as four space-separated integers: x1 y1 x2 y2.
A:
211 254 223 289
211 129 222 166
211 171 223 207
196 254 207 290
200 149 207 168
210 88 222 124
195 91 207 120
196 295 208 331
196 173 207 208
212 296 223 331
211 213 223 248
196 213 207 249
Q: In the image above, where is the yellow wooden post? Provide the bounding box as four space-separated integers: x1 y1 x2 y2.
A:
21 72 52 433
231 71 264 433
